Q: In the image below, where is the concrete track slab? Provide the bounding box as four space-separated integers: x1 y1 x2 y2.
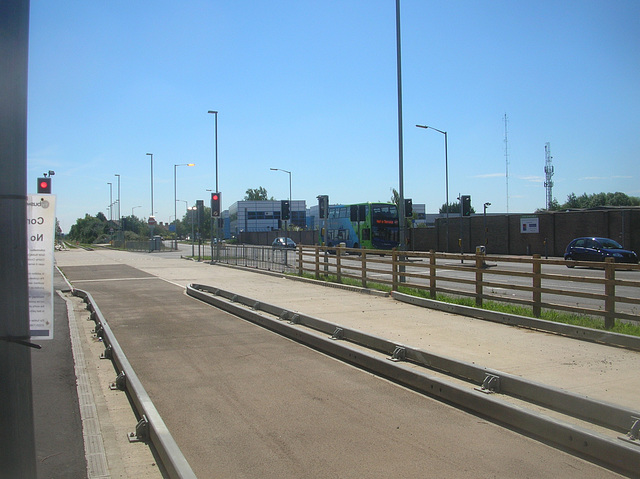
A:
52 248 637 478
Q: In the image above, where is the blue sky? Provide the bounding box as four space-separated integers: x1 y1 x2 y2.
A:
27 1 640 232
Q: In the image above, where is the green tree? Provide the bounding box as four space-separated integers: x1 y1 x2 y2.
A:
68 213 109 244
390 188 400 207
438 201 476 215
244 187 273 201
552 191 640 210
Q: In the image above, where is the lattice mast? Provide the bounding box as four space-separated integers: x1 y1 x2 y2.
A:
504 114 509 213
544 142 554 209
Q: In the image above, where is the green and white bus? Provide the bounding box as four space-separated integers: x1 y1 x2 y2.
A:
320 202 400 250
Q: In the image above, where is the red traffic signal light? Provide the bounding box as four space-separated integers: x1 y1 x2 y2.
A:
37 177 51 194
211 192 221 217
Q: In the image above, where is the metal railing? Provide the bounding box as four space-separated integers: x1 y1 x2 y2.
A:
216 244 296 273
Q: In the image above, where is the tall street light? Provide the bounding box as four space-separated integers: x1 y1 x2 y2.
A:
270 168 292 254
107 182 113 221
395 0 406 250
483 202 491 250
174 163 195 245
114 173 121 228
208 110 219 260
146 153 154 218
207 110 219 192
131 205 142 217
416 124 449 253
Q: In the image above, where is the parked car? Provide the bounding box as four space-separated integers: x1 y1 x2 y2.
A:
564 237 638 267
271 237 296 249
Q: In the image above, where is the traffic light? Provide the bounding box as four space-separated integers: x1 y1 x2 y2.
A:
404 198 413 217
281 200 290 220
211 192 221 217
196 200 204 224
461 195 471 216
37 177 51 194
317 195 329 219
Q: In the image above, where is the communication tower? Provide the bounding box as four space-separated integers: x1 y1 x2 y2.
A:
544 142 554 210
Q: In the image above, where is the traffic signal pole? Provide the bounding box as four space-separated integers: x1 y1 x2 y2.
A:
0 1 37 476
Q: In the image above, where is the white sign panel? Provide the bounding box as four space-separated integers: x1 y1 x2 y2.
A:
520 215 539 234
27 194 56 339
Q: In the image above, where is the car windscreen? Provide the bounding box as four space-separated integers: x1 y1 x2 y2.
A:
598 238 623 249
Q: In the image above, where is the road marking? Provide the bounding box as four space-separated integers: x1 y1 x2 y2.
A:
70 276 158 283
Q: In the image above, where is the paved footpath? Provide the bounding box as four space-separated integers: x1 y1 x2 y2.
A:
51 247 640 477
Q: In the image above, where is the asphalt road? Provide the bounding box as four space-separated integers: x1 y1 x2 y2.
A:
55 248 631 478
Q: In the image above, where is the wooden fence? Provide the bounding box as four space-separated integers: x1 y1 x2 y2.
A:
297 245 640 329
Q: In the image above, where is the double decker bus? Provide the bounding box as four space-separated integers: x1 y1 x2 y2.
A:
320 202 400 250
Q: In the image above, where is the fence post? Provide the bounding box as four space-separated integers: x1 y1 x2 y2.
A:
392 250 399 291
604 258 616 329
475 251 484 306
532 254 542 317
429 250 436 298
361 250 367 288
315 246 320 280
298 245 303 275
336 246 342 283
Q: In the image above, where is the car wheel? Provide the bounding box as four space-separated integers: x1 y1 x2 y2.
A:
565 256 574 268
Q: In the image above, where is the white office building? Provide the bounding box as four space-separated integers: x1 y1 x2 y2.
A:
228 200 306 236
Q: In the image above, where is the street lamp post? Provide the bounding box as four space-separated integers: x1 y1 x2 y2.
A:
187 206 196 257
416 124 449 252
207 111 219 192
174 163 195 249
208 110 219 261
107 182 113 222
131 205 142 217
483 202 491 250
270 168 292 263
146 153 154 238
114 174 121 233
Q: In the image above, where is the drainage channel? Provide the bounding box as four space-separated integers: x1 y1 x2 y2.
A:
187 283 640 478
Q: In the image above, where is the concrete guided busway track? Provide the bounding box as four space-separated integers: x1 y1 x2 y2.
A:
56 250 633 478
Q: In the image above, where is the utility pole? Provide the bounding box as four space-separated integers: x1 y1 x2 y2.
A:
0 1 37 476
504 113 510 214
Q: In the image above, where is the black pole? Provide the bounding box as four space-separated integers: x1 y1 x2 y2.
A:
0 1 37 477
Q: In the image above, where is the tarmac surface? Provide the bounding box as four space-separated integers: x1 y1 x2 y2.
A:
32 246 640 478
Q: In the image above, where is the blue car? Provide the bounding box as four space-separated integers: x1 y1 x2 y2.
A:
564 237 638 267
